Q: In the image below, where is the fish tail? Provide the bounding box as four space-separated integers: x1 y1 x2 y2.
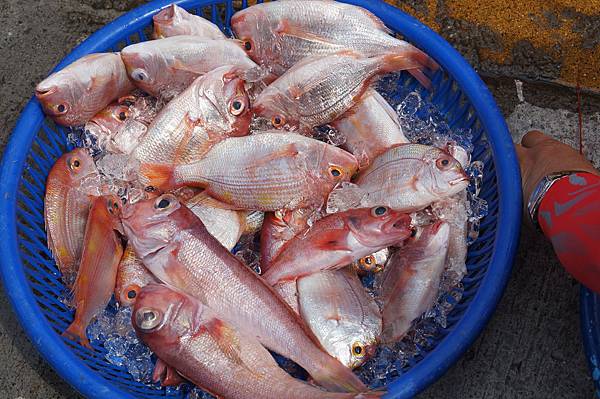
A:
62 319 92 349
312 356 368 392
138 163 177 191
379 47 438 88
326 182 365 214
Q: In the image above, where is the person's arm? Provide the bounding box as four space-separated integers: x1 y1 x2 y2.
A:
516 131 600 293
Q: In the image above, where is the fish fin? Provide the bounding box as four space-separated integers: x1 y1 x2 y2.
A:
138 163 177 191
312 356 368 393
406 68 432 90
354 6 393 34
274 19 335 46
202 318 265 379
313 229 352 252
171 59 208 75
245 143 299 169
185 192 244 210
63 313 92 349
153 359 187 387
326 182 366 213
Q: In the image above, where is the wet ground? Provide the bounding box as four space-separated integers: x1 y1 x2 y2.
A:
0 1 599 398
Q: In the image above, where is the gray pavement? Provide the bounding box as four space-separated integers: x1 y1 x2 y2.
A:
0 1 598 398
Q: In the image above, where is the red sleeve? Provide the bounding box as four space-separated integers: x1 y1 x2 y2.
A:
538 172 600 293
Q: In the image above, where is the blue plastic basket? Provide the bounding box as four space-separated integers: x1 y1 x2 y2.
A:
581 287 600 397
0 1 521 398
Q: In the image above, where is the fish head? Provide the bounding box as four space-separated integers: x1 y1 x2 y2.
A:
253 90 300 131
315 145 359 187
121 193 188 259
152 4 184 38
231 7 275 66
55 148 98 186
196 65 253 136
85 102 131 137
35 68 83 126
100 194 125 234
421 147 470 199
345 207 413 248
121 44 164 95
133 283 204 346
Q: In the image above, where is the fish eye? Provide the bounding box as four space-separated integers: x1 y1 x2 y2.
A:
131 68 149 82
351 342 365 357
436 155 453 170
135 307 162 330
371 206 388 217
69 158 81 170
410 227 417 237
154 194 176 210
271 115 285 128
243 40 252 51
56 103 68 114
229 98 246 116
124 284 141 301
145 186 156 193
118 111 127 121
360 255 375 266
127 290 136 299
329 166 343 178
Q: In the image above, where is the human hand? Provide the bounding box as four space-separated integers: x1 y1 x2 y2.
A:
515 130 599 225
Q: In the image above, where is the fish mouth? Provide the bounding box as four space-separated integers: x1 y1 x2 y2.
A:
449 175 469 186
35 86 57 97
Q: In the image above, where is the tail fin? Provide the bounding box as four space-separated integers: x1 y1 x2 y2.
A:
313 356 368 393
138 163 177 192
62 319 91 349
379 46 438 89
326 182 366 214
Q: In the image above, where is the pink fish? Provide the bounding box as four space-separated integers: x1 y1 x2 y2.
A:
327 144 469 213
139 132 358 211
153 4 225 39
36 53 134 126
263 206 413 285
253 51 429 133
114 243 158 307
131 65 252 166
44 148 99 285
378 221 450 343
331 89 409 168
121 194 368 392
133 284 382 398
231 0 436 83
121 37 257 98
63 195 124 348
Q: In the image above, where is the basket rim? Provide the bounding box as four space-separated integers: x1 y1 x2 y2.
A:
0 1 522 398
580 287 600 393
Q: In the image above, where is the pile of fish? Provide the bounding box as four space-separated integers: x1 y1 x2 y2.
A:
37 2 480 398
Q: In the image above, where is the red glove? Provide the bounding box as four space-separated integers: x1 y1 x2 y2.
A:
538 172 600 293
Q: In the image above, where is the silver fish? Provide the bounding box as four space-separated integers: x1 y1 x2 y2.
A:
139 132 358 211
253 51 431 133
378 221 450 343
327 144 469 213
133 284 382 399
121 37 257 98
36 53 134 126
131 65 252 166
331 89 409 168
153 4 226 39
298 268 381 369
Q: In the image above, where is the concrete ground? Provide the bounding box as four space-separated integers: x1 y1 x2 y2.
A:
0 1 598 398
